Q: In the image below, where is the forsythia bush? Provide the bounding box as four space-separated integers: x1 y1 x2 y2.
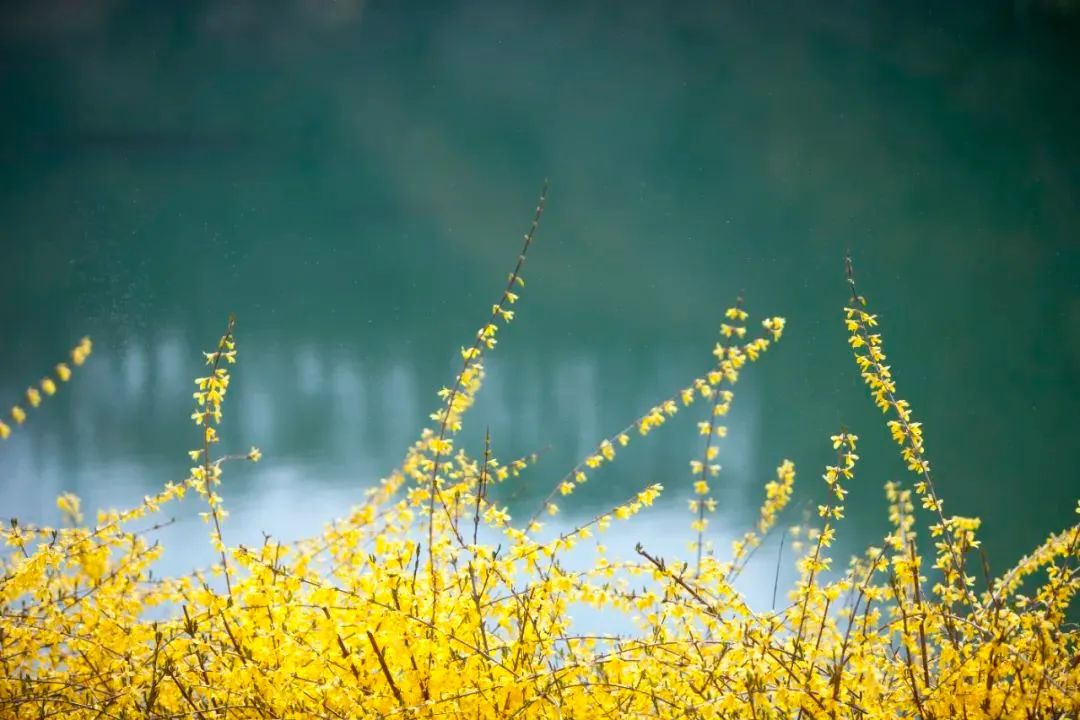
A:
2 191 1078 719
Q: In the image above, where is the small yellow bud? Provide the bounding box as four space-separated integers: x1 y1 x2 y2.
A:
57 492 83 524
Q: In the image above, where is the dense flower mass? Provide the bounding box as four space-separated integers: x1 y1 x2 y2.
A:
1 204 1077 718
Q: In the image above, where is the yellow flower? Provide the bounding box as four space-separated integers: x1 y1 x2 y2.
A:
638 484 662 505
11 405 26 425
40 378 56 395
56 492 83 524
4 240 1074 720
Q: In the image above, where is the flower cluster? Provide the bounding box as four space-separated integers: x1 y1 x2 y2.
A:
690 302 786 566
1 234 1076 719
844 262 976 610
533 305 785 532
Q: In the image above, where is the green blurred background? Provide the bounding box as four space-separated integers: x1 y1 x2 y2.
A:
1 0 1077 585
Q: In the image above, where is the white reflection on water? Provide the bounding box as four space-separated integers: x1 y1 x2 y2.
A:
552 355 601 460
240 386 277 444
380 360 420 449
154 334 187 403
121 342 148 398
295 343 324 397
329 356 365 451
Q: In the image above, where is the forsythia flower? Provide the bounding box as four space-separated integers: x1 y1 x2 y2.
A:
56 492 83 524
0 237 1076 720
71 337 92 366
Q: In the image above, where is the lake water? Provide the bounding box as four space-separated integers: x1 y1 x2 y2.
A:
1 1 1077 586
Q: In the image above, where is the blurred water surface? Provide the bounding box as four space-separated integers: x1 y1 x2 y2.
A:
1 1 1078 578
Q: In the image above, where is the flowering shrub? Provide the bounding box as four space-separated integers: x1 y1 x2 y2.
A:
2 190 1077 718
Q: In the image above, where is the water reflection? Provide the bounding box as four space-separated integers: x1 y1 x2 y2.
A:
0 332 784 574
